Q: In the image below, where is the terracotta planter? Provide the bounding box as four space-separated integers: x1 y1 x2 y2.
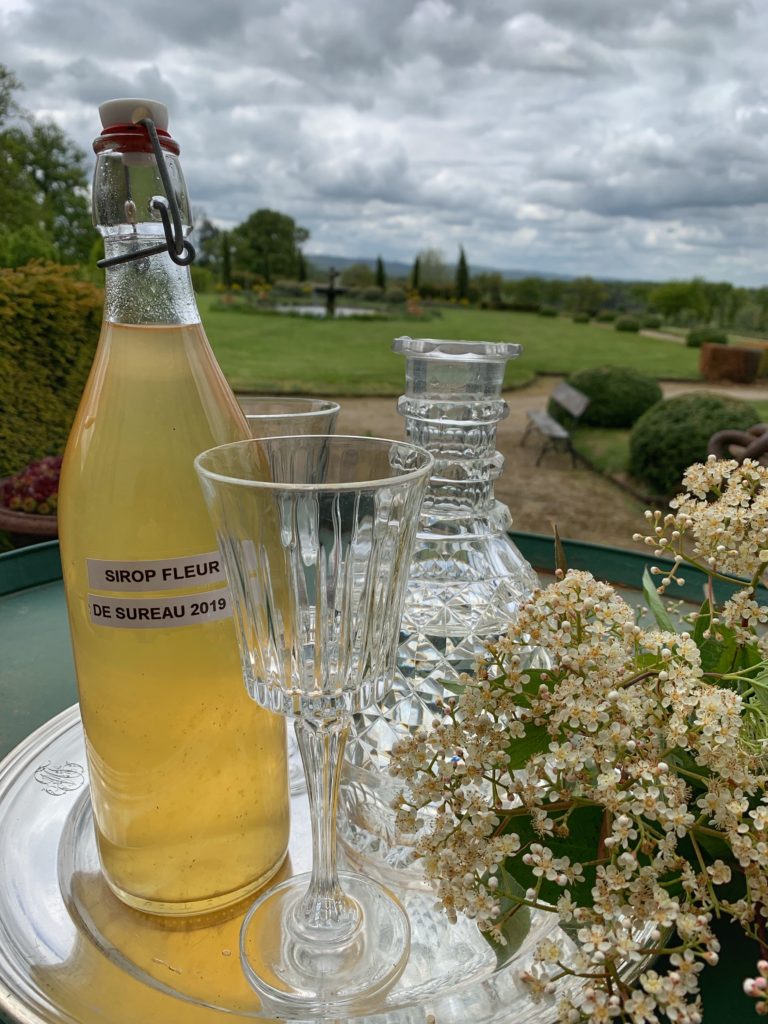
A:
700 343 762 384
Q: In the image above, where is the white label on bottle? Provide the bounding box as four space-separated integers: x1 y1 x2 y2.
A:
87 552 226 592
88 590 232 629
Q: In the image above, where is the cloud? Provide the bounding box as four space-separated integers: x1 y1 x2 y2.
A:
2 0 768 283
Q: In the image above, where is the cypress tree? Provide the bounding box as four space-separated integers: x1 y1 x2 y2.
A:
456 245 470 300
297 250 307 282
375 255 386 290
411 255 421 291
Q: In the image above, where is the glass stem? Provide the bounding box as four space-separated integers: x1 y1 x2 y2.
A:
294 716 359 941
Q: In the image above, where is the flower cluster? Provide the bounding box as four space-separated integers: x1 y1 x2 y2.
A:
391 457 768 1024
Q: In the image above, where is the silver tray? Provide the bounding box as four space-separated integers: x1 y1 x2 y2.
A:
0 706 604 1024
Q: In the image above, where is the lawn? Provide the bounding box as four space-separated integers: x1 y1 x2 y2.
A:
199 296 702 395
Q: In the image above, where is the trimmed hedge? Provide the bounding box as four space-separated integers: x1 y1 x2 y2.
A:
538 306 558 317
615 316 641 333
642 315 663 329
549 366 662 429
595 310 617 322
572 312 590 324
0 261 103 478
629 392 759 497
687 326 728 348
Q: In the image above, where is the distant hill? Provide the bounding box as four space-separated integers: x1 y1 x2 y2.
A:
305 253 571 282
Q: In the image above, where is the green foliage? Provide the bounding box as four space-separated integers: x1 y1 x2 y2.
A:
567 275 607 315
410 255 420 291
221 231 232 288
551 366 662 429
572 312 590 324
384 285 406 304
229 208 308 283
687 326 728 348
0 261 102 477
537 305 557 317
629 392 759 496
340 262 375 288
375 255 386 290
455 245 470 300
189 265 213 293
0 64 93 266
643 314 663 329
595 310 616 322
615 316 641 333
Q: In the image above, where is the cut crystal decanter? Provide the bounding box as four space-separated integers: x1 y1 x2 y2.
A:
341 336 542 882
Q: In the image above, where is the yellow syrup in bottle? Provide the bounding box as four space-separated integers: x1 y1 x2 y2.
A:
59 320 289 915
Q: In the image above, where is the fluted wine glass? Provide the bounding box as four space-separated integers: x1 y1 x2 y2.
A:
195 435 433 1018
238 396 341 439
238 396 341 795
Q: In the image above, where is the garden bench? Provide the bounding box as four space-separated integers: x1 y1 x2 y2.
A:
521 381 590 466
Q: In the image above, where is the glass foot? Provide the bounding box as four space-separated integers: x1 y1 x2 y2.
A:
240 870 410 1018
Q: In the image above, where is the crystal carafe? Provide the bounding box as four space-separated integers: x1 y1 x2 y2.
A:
341 336 541 881
57 98 289 916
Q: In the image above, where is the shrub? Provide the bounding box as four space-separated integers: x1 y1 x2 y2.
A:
643 314 663 329
384 286 406 305
687 326 728 348
615 316 641 333
360 285 384 302
572 312 590 324
0 261 103 479
538 306 558 317
189 265 213 293
550 367 663 430
629 392 759 497
595 310 617 322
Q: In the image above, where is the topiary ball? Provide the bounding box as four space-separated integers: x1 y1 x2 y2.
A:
615 316 641 333
687 326 728 348
629 392 759 496
550 367 662 429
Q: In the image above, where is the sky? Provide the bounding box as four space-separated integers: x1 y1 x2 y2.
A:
2 0 768 285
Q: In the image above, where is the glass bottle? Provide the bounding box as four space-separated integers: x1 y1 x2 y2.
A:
341 336 541 880
58 99 289 916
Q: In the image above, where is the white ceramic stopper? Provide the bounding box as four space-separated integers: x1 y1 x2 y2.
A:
98 98 169 130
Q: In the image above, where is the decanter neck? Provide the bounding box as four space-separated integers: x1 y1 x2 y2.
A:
399 395 508 519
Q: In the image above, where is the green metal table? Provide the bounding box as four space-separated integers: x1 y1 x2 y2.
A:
0 538 759 1023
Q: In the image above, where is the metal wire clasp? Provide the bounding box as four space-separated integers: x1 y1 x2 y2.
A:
97 117 196 269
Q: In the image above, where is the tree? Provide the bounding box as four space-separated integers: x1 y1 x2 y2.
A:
297 250 308 282
417 248 449 288
221 231 232 288
230 208 309 283
455 246 469 300
375 255 386 290
648 280 702 323
340 262 375 287
0 64 93 266
410 255 420 291
194 214 221 269
567 276 608 315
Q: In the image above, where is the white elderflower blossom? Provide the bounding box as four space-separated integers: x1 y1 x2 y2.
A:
389 495 768 1024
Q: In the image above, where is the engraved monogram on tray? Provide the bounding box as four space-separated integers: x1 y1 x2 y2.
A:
33 761 85 796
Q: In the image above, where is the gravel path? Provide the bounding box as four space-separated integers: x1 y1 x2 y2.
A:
330 377 768 552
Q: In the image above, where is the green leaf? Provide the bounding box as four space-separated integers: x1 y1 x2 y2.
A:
502 804 604 907
553 523 568 577
482 869 532 961
507 723 550 769
642 567 676 633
